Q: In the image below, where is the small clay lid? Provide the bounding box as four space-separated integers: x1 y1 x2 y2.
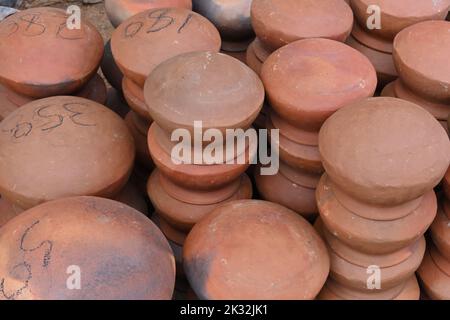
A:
319 97 450 205
111 8 221 87
251 0 353 51
183 200 330 299
351 0 450 41
0 8 103 98
0 96 135 209
0 196 175 300
393 21 450 102
261 39 377 131
105 0 192 27
145 51 264 135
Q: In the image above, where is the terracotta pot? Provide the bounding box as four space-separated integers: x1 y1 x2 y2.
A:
105 88 130 118
144 51 264 136
122 77 151 120
269 110 319 146
114 181 148 215
192 0 254 50
351 0 450 41
393 21 450 103
252 38 271 62
183 200 330 299
0 196 175 300
147 122 255 190
261 39 377 132
105 0 192 27
430 204 450 261
319 97 450 206
153 211 188 246
101 39 124 91
417 245 450 300
111 8 221 87
0 194 22 229
124 111 153 170
0 96 135 209
250 0 353 51
351 21 393 54
254 164 318 219
380 81 396 97
444 167 450 199
245 41 263 76
220 50 247 64
0 8 103 98
317 174 437 254
148 169 252 232
0 85 19 121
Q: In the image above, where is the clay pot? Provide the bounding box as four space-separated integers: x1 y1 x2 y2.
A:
417 244 450 300
380 81 396 97
105 88 130 118
193 0 254 51
124 111 153 170
0 96 135 209
393 21 450 103
0 194 22 229
352 21 393 54
261 39 377 131
105 0 192 27
245 40 263 76
250 0 353 51
444 167 450 199
144 51 264 136
252 38 272 62
351 0 450 41
114 181 148 215
317 174 437 254
183 200 330 299
148 169 252 233
0 85 19 121
101 39 124 91
270 110 318 146
0 8 103 98
148 122 255 190
319 97 450 206
153 211 188 245
220 50 247 64
430 205 450 261
122 77 151 120
111 8 221 87
0 196 175 300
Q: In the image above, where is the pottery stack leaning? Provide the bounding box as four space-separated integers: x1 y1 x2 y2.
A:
144 51 264 273
381 21 450 132
347 0 450 88
0 8 106 122
316 97 450 300
254 38 377 220
110 7 221 170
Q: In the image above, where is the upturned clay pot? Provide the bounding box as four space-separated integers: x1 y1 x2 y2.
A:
245 40 263 76
0 96 135 209
193 0 253 51
444 167 450 199
144 51 264 136
220 49 247 64
430 205 450 261
124 111 153 169
122 77 152 120
252 37 271 62
0 196 175 300
261 39 377 131
153 211 188 245
105 88 130 118
351 0 450 41
317 174 437 254
114 182 148 215
380 81 396 97
0 194 22 228
317 218 426 291
111 8 221 87
417 244 450 300
250 0 353 51
319 97 450 205
0 8 103 98
148 169 252 233
183 200 330 299
351 21 393 54
393 21 450 103
269 110 318 146
101 40 124 91
105 0 192 27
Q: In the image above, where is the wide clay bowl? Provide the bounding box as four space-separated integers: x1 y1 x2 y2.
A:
183 200 330 299
0 96 135 209
430 204 450 261
317 174 437 254
0 8 103 98
111 8 221 87
262 38 377 131
0 196 175 300
192 0 253 42
250 0 353 51
417 245 450 300
319 97 450 205
106 0 192 27
148 169 252 232
144 51 264 136
351 0 450 41
393 21 450 103
0 195 23 229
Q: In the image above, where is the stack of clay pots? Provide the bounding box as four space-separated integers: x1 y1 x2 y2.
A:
254 39 377 220
347 0 450 87
111 8 221 171
183 200 330 299
0 196 175 300
0 8 106 121
381 21 450 132
144 51 264 276
316 98 450 300
192 0 253 63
